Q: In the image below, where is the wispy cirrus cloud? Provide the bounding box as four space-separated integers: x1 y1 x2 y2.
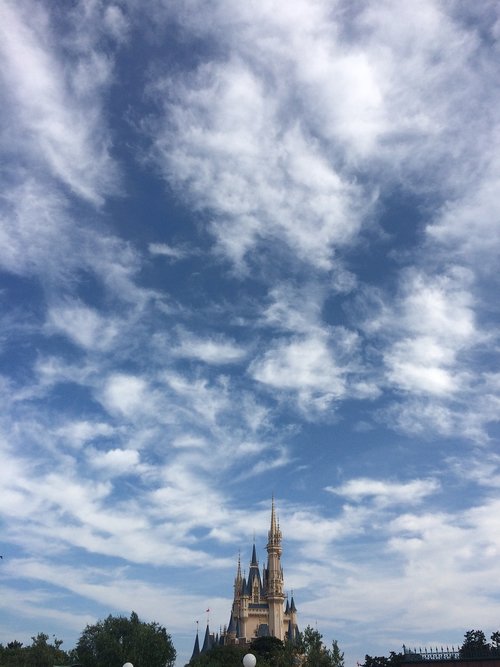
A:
0 0 120 204
383 268 478 397
173 328 247 365
45 301 120 352
326 477 440 507
2 1 500 663
147 56 368 270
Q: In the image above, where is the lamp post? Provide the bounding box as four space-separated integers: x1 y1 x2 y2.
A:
243 654 257 667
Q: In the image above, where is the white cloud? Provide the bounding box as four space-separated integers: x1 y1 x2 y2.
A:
0 179 149 308
148 56 367 270
149 242 191 261
174 329 247 364
0 557 230 640
101 374 149 416
0 0 119 204
103 5 129 43
0 181 71 279
46 301 119 351
161 372 231 426
261 283 325 335
327 477 440 507
146 0 500 274
87 447 141 474
250 329 361 413
427 155 500 269
56 420 116 448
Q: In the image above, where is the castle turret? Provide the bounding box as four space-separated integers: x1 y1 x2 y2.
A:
190 629 200 661
201 623 213 653
265 497 285 638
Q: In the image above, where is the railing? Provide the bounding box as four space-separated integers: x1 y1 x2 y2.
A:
403 645 461 660
403 646 500 661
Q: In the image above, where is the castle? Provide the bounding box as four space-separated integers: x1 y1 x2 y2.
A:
191 500 299 659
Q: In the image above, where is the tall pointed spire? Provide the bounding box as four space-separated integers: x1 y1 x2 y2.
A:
191 628 200 660
234 552 243 598
202 623 212 653
266 497 284 638
268 494 282 546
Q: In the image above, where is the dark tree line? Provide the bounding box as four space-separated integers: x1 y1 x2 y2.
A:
362 629 500 667
460 630 500 658
189 626 344 667
0 634 72 667
0 612 175 667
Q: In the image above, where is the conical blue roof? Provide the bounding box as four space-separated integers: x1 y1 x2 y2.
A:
251 543 258 565
227 614 236 634
202 624 212 653
246 544 264 596
191 632 200 660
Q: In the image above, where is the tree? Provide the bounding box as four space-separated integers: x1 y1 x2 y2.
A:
460 630 491 658
0 634 70 667
251 636 285 663
0 641 25 667
26 633 70 667
75 611 176 667
189 644 247 667
330 639 345 667
363 651 404 667
299 626 345 667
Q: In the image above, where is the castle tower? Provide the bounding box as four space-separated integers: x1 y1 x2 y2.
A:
265 496 285 638
190 498 298 660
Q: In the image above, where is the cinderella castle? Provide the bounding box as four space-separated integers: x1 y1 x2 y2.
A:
191 500 299 659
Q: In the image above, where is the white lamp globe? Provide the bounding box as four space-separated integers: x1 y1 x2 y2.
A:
243 653 257 667
123 663 134 667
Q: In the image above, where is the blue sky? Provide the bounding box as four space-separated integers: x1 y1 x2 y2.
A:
1 0 500 665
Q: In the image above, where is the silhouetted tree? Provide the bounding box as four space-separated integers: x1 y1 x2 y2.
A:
363 651 404 667
0 634 70 667
189 644 248 667
251 635 284 663
298 626 345 667
76 611 175 667
460 630 491 658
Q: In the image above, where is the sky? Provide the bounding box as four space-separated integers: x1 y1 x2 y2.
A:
1 0 500 665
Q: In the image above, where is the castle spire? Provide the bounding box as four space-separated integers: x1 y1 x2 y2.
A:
268 494 282 546
266 497 284 638
234 552 242 598
190 626 200 661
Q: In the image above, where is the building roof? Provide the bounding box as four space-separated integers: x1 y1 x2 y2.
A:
190 632 200 660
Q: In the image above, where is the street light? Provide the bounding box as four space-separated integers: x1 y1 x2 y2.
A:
243 654 257 667
123 663 134 667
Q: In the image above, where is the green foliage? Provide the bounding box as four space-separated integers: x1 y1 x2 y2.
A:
189 630 344 667
330 639 345 667
189 644 247 667
0 633 70 667
75 611 176 667
298 626 345 667
460 630 492 658
363 651 404 667
251 636 284 663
